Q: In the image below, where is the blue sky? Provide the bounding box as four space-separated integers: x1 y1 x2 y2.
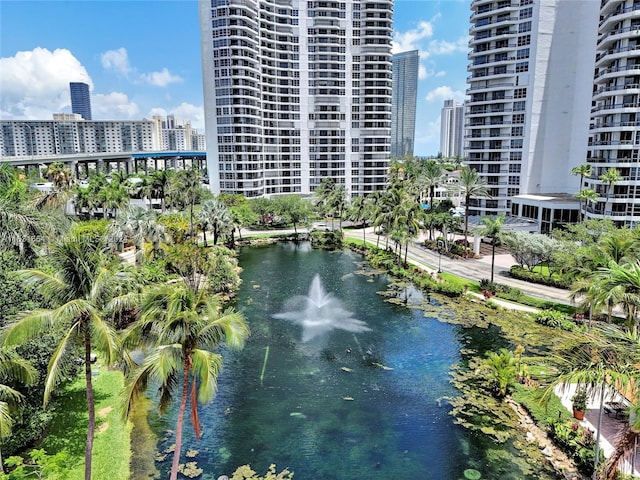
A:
0 0 470 156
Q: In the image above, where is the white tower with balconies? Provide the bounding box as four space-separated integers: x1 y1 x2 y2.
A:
585 0 640 226
466 0 599 216
199 0 393 198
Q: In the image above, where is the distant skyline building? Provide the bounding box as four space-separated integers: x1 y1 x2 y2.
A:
0 119 158 157
439 99 464 159
466 0 599 217
69 82 92 120
391 50 419 158
199 0 393 198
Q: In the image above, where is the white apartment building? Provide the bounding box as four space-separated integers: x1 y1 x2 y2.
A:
440 99 465 159
585 0 640 226
199 0 393 198
0 119 160 157
466 0 599 216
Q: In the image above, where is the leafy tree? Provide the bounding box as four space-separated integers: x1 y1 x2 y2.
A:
502 231 561 271
230 203 259 240
1 449 70 479
122 283 249 480
2 233 135 480
274 195 312 235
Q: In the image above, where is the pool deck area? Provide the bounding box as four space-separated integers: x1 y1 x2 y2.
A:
555 383 640 477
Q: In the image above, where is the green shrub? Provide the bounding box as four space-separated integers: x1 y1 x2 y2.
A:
310 230 343 249
510 265 572 289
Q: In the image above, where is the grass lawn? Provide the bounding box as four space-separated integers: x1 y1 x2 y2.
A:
41 367 131 480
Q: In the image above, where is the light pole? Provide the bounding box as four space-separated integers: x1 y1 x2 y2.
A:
437 239 444 273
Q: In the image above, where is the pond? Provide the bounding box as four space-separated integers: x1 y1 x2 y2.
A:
144 242 558 480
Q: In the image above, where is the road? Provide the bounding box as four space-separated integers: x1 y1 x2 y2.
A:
341 228 574 306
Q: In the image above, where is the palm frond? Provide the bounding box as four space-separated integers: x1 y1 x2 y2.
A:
44 321 81 406
190 349 223 404
89 313 120 365
2 309 57 347
12 269 69 304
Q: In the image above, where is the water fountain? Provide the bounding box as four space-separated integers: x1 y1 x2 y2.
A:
273 273 370 342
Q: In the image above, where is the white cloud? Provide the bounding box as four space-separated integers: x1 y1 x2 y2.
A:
101 48 132 76
140 68 183 87
0 47 92 119
426 85 465 103
418 64 428 80
427 36 469 55
392 21 434 55
92 92 140 119
101 47 183 87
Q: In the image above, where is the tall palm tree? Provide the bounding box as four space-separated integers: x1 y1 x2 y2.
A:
149 170 172 213
456 167 490 247
575 188 599 222
478 214 506 283
571 164 592 194
169 167 203 240
593 261 640 329
2 233 135 480
108 206 167 265
0 349 37 473
123 283 249 480
347 196 368 248
417 161 444 209
600 167 622 218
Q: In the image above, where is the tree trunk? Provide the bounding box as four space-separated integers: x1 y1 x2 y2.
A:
604 428 637 480
491 242 496 283
171 363 191 480
362 222 366 250
594 386 606 477
84 325 95 480
202 230 207 246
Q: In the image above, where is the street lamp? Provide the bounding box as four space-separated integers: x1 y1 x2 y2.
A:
437 239 445 273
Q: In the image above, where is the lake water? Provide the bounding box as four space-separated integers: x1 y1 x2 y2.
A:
146 242 557 480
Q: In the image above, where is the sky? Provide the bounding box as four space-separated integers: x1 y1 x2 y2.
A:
0 0 471 156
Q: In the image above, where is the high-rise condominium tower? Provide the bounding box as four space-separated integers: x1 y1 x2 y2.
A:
440 99 465 159
391 50 418 158
585 0 640 226
69 82 92 120
199 0 393 198
466 0 598 216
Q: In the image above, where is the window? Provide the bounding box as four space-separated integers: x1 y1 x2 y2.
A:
519 21 531 33
517 35 531 46
512 114 525 124
514 88 527 99
517 48 530 59
520 7 533 19
513 100 526 111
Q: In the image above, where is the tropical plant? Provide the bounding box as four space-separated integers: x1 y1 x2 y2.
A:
600 167 622 218
575 188 599 222
454 167 490 247
122 283 249 480
482 348 517 399
572 388 588 412
2 233 135 480
198 198 232 246
0 349 37 473
477 214 505 283
571 164 592 194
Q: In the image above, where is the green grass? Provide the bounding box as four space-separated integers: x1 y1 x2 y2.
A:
512 383 572 428
42 368 131 480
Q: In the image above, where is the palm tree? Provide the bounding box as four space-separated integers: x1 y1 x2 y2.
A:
108 206 168 265
169 167 203 240
198 199 232 246
477 215 506 283
575 188 599 222
2 233 134 480
600 167 622 218
593 261 640 329
0 349 37 473
571 164 592 194
456 167 490 247
347 196 368 248
417 161 444 209
123 283 249 480
482 348 517 399
149 170 172 213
